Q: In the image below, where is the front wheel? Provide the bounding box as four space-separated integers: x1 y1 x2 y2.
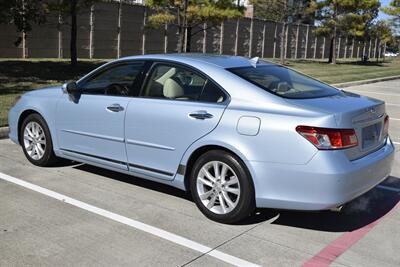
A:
20 113 59 167
190 150 255 224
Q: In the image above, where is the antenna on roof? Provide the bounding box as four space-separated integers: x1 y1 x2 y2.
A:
249 57 259 67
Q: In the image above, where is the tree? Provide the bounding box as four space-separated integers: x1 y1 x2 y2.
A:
0 0 48 47
48 0 100 66
381 1 400 54
368 20 394 61
387 35 400 53
250 0 310 64
251 0 312 24
382 0 400 34
309 0 380 64
146 0 243 53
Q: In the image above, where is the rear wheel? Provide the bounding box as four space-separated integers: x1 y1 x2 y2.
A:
190 150 255 223
20 113 59 166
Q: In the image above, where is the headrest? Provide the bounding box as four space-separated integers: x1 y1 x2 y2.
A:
163 78 184 98
155 67 176 84
276 82 290 93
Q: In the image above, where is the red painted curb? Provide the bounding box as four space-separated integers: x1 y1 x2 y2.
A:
302 201 400 267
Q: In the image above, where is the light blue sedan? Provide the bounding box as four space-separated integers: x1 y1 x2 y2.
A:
8 54 394 223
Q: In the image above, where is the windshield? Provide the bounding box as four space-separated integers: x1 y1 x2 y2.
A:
228 65 341 99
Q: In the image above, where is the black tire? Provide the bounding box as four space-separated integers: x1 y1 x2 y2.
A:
20 113 59 167
190 150 255 224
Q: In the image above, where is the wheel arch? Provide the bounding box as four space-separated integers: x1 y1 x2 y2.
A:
17 109 45 144
182 143 255 195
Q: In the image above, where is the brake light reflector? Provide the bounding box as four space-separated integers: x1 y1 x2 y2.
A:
296 126 358 150
383 115 389 138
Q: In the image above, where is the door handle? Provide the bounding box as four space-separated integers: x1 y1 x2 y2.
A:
107 103 124 112
189 110 213 120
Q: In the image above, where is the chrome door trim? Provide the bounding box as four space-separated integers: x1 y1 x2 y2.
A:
60 148 174 177
61 129 125 143
60 148 127 166
126 138 175 151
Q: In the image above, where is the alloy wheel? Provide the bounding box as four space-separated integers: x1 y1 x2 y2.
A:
23 121 46 160
196 161 241 214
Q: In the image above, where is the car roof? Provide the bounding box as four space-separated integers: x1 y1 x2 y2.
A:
118 53 274 69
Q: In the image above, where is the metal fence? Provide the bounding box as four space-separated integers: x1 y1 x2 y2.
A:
0 1 384 60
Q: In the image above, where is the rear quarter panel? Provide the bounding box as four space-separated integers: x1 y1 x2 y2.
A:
177 98 340 196
181 98 337 166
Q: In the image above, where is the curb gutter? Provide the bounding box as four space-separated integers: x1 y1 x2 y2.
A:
0 127 9 140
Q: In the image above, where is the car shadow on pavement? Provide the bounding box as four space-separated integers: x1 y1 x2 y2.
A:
246 176 400 232
74 164 192 201
49 159 81 168
74 163 400 232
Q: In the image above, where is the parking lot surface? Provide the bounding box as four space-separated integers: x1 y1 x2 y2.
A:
1 79 399 267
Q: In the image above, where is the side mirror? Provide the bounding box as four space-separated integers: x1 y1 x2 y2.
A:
62 82 79 94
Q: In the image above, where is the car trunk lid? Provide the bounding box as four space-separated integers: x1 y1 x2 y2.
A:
289 91 387 160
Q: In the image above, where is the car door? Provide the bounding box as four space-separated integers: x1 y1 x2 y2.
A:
56 61 145 170
125 62 228 180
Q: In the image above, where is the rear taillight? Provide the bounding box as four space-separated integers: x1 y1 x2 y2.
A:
383 115 389 138
296 126 358 150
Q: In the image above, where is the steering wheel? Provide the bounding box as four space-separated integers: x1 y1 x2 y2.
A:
105 83 129 96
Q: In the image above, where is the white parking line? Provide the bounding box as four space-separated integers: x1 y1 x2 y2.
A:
0 172 260 267
391 118 400 121
377 185 400 193
393 141 400 145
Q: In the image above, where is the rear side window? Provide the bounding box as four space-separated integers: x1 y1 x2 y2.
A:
143 64 206 100
228 65 340 99
199 80 226 103
142 63 226 103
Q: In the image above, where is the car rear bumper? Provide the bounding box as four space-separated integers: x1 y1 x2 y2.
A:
250 137 395 210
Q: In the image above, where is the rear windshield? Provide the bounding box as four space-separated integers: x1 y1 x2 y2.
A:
228 65 340 99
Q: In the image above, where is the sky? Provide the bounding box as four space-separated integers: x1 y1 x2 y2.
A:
379 0 392 20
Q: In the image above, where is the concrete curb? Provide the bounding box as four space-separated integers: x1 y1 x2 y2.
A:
333 75 400 88
0 127 9 140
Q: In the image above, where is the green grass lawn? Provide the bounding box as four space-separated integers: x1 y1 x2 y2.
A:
0 59 104 127
0 57 399 127
274 58 400 84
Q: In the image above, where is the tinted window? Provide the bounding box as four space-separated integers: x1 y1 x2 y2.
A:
143 64 206 101
228 65 340 99
199 80 226 103
81 62 144 96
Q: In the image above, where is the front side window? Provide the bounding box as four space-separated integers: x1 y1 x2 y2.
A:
80 62 144 96
228 65 340 99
